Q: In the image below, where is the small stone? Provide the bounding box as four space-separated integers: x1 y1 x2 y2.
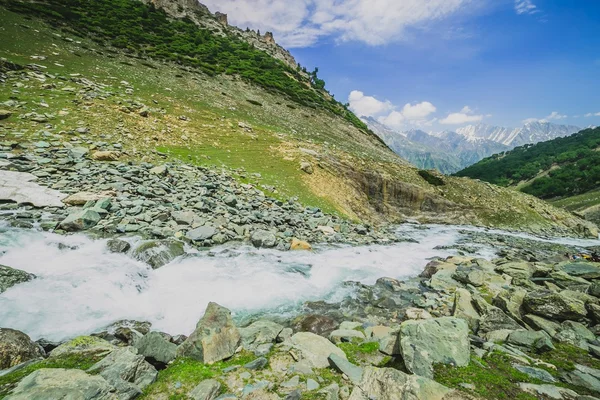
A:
244 357 268 370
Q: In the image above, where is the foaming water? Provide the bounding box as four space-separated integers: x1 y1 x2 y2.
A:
0 222 597 341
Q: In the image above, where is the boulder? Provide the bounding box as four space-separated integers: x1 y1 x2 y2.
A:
399 317 470 379
0 265 35 294
177 302 241 364
562 364 600 395
0 328 44 369
288 332 347 368
0 110 12 120
559 261 600 280
59 209 102 231
239 320 283 350
523 290 587 322
87 348 158 399
0 170 66 208
132 240 185 269
329 329 365 344
290 238 312 251
186 226 217 242
452 288 480 331
250 230 277 248
478 306 523 334
292 314 338 336
348 366 453 400
518 383 579 400
91 151 121 161
4 368 116 400
106 239 131 254
328 353 363 384
63 191 115 206
506 330 555 353
50 336 115 359
523 314 562 337
514 365 556 383
300 162 314 174
134 331 178 366
189 379 221 400
555 321 595 350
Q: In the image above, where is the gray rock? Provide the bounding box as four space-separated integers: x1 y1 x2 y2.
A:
0 328 45 370
507 330 555 353
171 210 203 226
50 336 115 359
519 383 579 400
186 226 217 241
478 306 523 334
562 364 600 394
348 366 453 400
0 110 12 120
523 290 587 322
59 209 102 231
132 240 185 269
0 265 35 294
306 378 319 391
106 239 131 254
177 302 241 364
189 379 221 400
328 353 363 384
239 320 283 350
244 357 268 370
288 332 347 368
87 347 158 399
514 364 557 383
4 368 116 400
328 329 365 344
292 314 338 336
134 331 177 366
399 317 470 379
555 321 595 350
250 230 277 248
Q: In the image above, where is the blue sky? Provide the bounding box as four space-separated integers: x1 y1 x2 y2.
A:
204 0 600 131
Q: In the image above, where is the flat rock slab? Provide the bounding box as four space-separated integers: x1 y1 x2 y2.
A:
0 170 65 208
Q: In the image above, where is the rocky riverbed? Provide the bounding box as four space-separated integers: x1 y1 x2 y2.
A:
5 132 600 399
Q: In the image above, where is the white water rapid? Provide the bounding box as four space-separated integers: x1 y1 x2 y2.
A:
0 222 597 341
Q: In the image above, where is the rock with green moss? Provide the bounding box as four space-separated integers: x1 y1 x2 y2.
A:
4 368 116 400
523 290 587 322
522 314 561 337
348 366 453 400
132 239 185 269
87 347 157 399
0 265 35 294
506 330 554 353
555 321 596 350
0 328 45 370
177 302 241 364
49 336 115 359
399 317 470 379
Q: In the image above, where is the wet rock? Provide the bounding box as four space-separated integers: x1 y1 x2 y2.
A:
177 302 241 364
87 347 158 399
523 290 588 322
3 368 116 400
189 379 221 400
0 328 45 369
288 332 347 368
0 264 35 294
250 229 277 248
59 209 102 231
399 317 470 379
106 239 131 254
134 331 177 367
132 240 185 269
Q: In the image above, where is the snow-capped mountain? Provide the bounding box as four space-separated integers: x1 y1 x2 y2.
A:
366 118 582 174
455 122 581 147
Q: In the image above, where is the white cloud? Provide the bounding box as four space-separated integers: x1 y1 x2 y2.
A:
201 0 476 47
402 102 437 120
515 0 538 15
347 90 393 117
378 111 405 130
523 111 569 124
585 112 600 117
440 112 483 125
439 105 485 125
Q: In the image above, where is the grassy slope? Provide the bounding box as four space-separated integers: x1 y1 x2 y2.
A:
0 6 595 236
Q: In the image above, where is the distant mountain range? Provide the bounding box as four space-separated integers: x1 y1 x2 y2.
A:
365 117 582 174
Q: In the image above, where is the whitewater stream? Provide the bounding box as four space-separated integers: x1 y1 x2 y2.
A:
1 221 599 341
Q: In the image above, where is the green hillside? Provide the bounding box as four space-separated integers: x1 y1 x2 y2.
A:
0 0 596 237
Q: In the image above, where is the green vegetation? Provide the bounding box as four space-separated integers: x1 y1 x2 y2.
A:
140 352 256 399
1 0 368 131
434 353 541 400
538 343 600 372
0 354 104 399
337 342 380 365
455 127 600 200
418 170 445 186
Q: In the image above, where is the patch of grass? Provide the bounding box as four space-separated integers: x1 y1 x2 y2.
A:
551 188 600 212
538 343 600 372
337 342 380 365
434 353 541 400
140 351 256 399
0 353 104 399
